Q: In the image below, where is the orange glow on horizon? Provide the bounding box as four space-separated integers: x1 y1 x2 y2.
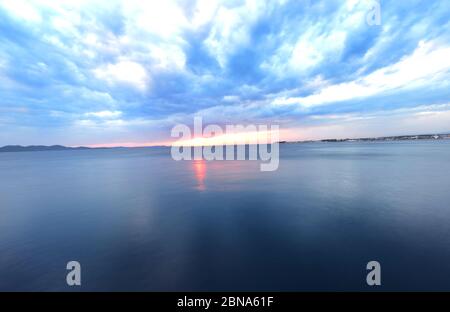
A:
193 159 206 191
172 128 288 147
71 128 302 148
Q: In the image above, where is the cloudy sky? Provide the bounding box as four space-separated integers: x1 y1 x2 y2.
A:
0 0 449 146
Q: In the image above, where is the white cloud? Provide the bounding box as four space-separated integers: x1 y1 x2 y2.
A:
74 116 156 129
0 0 42 23
204 0 267 67
122 0 188 39
289 29 347 72
223 95 240 102
147 43 186 71
76 119 96 127
262 1 370 75
191 0 220 28
78 88 116 105
274 41 450 107
85 110 122 119
305 103 450 123
280 103 450 142
75 118 127 128
94 60 149 91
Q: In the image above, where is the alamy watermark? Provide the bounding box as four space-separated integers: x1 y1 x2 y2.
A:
170 117 280 172
366 260 381 286
366 0 381 26
62 260 380 287
66 261 81 286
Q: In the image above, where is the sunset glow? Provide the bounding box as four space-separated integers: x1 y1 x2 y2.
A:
192 159 206 191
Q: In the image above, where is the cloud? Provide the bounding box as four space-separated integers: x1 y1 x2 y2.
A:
122 0 189 39
85 110 122 118
273 41 450 107
204 1 264 68
93 60 150 91
0 0 449 145
0 0 42 23
285 108 450 142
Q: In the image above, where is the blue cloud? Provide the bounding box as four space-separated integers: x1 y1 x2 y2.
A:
0 0 449 145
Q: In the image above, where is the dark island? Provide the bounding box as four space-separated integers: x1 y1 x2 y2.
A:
0 145 91 153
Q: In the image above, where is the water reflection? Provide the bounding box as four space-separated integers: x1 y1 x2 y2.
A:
1 142 450 291
192 159 206 190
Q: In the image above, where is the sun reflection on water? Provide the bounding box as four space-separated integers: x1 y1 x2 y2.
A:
192 159 206 191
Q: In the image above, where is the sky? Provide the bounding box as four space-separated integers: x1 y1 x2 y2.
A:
0 0 449 146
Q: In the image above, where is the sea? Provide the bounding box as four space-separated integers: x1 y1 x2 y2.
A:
0 140 449 291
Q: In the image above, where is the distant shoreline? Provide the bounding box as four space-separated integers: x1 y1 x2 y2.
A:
0 145 167 153
279 133 450 144
1 133 450 153
0 145 94 153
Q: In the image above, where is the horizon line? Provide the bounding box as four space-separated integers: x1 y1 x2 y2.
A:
1 131 450 150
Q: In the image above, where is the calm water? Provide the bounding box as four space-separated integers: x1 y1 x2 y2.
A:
1 141 450 291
